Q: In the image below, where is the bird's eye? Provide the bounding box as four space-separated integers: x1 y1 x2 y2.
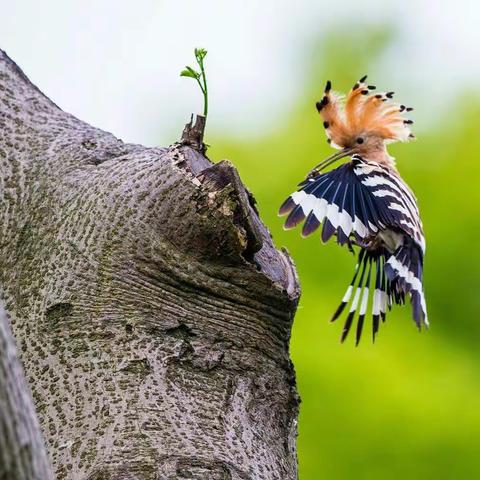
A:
356 137 364 144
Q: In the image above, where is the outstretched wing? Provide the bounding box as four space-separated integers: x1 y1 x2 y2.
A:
279 158 425 253
279 157 428 336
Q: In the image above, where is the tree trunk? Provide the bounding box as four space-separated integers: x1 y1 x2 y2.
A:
0 300 54 479
0 49 300 480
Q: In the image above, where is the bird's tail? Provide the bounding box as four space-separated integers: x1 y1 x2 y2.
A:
331 241 427 344
331 249 390 344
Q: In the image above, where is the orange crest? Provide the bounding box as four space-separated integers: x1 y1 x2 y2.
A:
316 76 414 149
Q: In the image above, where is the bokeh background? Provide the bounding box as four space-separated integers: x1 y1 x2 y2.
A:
3 1 480 478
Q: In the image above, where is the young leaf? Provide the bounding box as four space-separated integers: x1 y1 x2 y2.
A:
180 66 199 79
194 48 207 60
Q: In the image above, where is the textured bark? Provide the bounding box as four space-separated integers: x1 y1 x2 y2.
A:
0 300 54 479
0 48 300 480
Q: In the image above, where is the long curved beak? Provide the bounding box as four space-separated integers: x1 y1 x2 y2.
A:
310 147 354 175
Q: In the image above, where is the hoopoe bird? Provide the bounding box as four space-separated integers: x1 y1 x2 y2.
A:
279 76 427 344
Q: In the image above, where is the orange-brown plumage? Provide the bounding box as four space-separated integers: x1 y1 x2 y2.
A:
316 76 414 168
316 80 351 149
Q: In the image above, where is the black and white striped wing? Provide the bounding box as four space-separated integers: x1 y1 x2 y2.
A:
354 162 425 253
279 159 425 252
279 159 427 340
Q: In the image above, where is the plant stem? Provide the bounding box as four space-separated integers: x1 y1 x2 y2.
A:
194 77 205 95
199 58 208 118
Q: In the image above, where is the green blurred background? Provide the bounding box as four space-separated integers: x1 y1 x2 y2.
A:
3 1 480 478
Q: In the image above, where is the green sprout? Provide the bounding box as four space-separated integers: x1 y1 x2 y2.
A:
180 48 209 119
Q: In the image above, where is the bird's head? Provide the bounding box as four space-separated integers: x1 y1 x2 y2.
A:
313 75 414 171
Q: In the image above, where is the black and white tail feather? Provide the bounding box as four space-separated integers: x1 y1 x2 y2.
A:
279 155 427 344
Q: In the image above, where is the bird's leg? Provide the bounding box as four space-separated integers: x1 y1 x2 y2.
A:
349 236 378 251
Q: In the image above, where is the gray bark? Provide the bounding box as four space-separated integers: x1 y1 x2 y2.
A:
0 299 54 479
0 48 300 480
